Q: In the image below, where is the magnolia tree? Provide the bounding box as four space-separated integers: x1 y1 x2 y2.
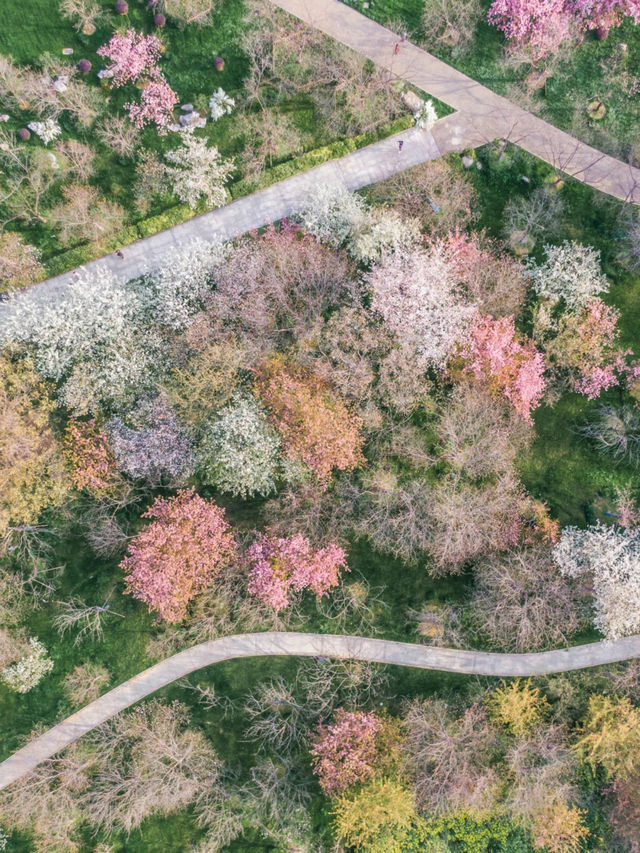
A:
121 489 236 622
1 268 159 415
460 314 546 422
310 709 382 795
107 396 195 488
247 532 348 610
126 78 178 133
255 357 364 485
553 522 640 639
366 246 477 368
197 394 282 499
164 132 234 209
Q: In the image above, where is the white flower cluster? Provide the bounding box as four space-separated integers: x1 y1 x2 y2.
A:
1 637 53 693
197 394 282 499
413 98 438 130
164 131 234 209
349 208 421 265
529 241 609 310
0 826 7 851
296 182 367 247
1 268 160 415
366 245 477 368
209 87 235 121
27 118 62 144
553 522 640 639
148 238 227 329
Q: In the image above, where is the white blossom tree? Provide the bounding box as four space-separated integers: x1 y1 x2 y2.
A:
348 209 421 265
164 131 234 210
529 241 609 310
197 394 282 499
366 246 477 367
552 522 640 639
146 238 227 330
1 637 53 693
1 269 160 415
295 182 367 247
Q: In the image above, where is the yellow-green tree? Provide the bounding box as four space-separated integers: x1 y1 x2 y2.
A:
334 778 417 852
0 354 69 537
532 802 589 853
489 679 550 738
574 694 640 780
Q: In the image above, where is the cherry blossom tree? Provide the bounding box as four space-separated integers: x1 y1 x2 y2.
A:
126 77 178 133
121 489 236 622
366 246 477 368
310 709 382 795
553 523 640 639
247 532 348 610
567 0 640 35
460 314 546 422
255 357 364 485
96 30 163 87
487 0 574 60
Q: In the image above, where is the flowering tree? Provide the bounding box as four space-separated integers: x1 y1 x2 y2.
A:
0 232 44 291
96 30 163 87
347 209 421 265
1 637 53 693
553 522 640 639
126 78 178 133
247 532 348 610
107 396 194 488
310 709 382 794
197 394 282 499
567 0 640 34
1 268 159 415
0 355 69 535
460 314 546 422
255 357 364 485
366 246 477 368
64 418 123 496
529 242 609 310
121 489 236 622
164 132 234 208
487 0 573 60
296 183 367 247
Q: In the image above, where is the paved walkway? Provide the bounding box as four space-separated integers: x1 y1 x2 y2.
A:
0 124 443 316
274 0 640 204
1 630 640 791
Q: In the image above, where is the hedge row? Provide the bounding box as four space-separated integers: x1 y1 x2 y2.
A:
43 114 415 278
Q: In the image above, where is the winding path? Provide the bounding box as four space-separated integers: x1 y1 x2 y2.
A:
2 631 640 792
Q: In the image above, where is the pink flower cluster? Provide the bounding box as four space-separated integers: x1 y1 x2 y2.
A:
121 489 236 622
247 533 348 610
439 230 490 280
489 0 640 58
310 709 382 795
462 314 546 422
97 29 178 132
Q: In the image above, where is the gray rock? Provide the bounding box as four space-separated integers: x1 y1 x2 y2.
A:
401 90 423 112
97 68 114 79
181 103 194 112
461 155 474 168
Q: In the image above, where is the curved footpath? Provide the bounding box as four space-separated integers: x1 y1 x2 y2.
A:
2 631 640 791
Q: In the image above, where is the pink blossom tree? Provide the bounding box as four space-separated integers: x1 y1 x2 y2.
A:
121 489 236 622
310 709 382 795
460 314 546 422
567 0 640 34
126 77 178 133
247 533 348 610
97 30 163 86
488 0 573 59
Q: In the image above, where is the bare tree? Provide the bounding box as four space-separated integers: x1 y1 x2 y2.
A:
53 594 123 645
469 547 586 652
579 404 640 467
503 186 565 249
243 678 308 752
63 662 110 707
238 108 303 181
56 139 95 181
48 183 125 247
0 231 44 291
96 114 141 159
403 699 501 815
59 0 104 34
421 0 483 56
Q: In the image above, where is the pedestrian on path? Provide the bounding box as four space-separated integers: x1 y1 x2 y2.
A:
394 43 400 54
115 249 124 259
398 139 404 151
